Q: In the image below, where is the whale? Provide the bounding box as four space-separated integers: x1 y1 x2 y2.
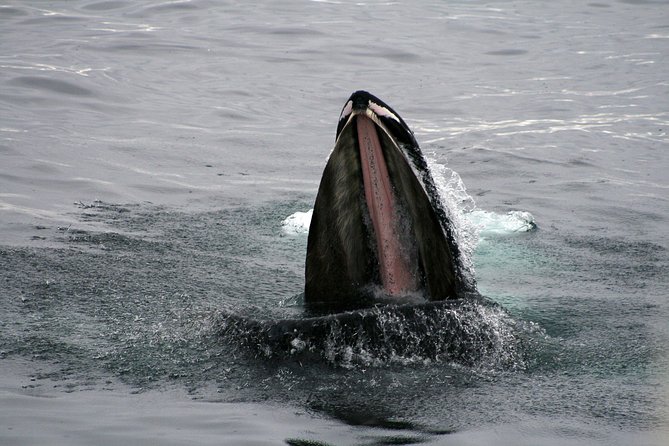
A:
305 91 475 313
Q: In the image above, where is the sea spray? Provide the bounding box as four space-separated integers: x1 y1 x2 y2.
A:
217 298 531 370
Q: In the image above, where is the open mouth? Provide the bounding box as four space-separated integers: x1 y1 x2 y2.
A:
305 91 462 311
338 110 421 297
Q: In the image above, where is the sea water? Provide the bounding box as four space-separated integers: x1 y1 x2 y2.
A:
1 1 668 445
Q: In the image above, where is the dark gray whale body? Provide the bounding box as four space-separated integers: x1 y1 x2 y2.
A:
305 91 476 313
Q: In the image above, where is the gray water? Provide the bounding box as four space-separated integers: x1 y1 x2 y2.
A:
1 1 668 445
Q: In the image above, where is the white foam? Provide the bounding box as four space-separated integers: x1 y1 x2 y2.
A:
468 210 536 236
280 209 312 235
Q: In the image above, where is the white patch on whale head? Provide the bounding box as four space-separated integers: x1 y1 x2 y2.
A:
339 100 353 121
368 101 400 123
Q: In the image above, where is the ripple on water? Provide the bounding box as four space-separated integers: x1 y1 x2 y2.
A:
8 75 94 97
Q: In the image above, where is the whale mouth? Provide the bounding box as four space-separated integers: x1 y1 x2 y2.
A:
343 112 420 297
305 91 462 312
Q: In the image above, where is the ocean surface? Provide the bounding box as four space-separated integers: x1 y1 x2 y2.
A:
1 1 668 445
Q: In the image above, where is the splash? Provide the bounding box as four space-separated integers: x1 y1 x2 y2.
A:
468 210 536 237
424 158 479 289
217 298 528 370
281 209 313 235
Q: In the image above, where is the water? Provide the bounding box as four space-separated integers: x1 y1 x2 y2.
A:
1 1 668 445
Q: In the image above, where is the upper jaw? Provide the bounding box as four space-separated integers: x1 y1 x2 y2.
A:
335 91 414 149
